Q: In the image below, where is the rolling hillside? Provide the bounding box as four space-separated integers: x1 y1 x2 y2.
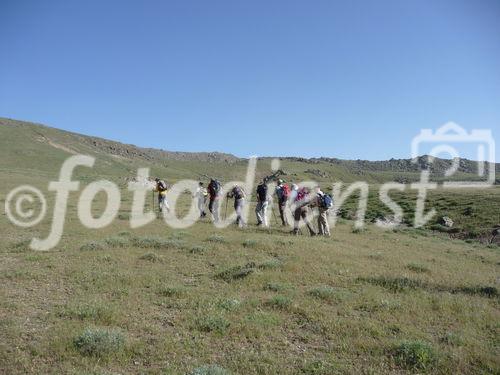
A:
1 117 499 241
0 117 499 374
1 117 498 185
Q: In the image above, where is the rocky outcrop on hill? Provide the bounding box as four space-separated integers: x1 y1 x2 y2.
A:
313 156 499 175
305 169 329 178
81 137 239 164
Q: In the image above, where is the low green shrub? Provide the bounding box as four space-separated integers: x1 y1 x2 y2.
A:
406 263 430 273
189 365 231 375
104 236 129 248
132 236 183 249
263 282 287 292
308 286 335 300
190 245 207 254
195 315 230 334
258 259 283 270
242 239 258 248
117 213 130 220
207 234 227 244
217 298 241 311
358 276 423 292
80 241 105 251
73 327 124 357
157 286 185 297
392 340 437 371
455 285 498 298
216 263 256 282
139 252 162 262
301 359 336 375
265 295 292 310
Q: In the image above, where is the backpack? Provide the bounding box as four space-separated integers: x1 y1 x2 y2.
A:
319 193 333 209
276 184 290 202
209 180 221 196
157 180 167 191
282 184 290 199
257 184 267 201
233 186 244 199
296 188 307 202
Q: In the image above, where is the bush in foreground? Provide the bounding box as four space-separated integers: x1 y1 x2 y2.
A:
263 282 287 292
258 258 283 270
189 365 231 375
358 276 423 292
195 315 230 334
104 236 129 248
73 327 125 357
132 236 184 249
189 245 207 254
301 359 337 375
157 286 185 297
308 286 336 300
207 234 227 244
265 295 292 310
79 241 105 251
139 252 162 262
406 263 430 273
217 298 241 311
216 263 256 282
392 340 437 371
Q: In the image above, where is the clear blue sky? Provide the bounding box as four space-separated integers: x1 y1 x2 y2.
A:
1 0 499 161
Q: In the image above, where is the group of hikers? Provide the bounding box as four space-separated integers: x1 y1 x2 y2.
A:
153 176 333 237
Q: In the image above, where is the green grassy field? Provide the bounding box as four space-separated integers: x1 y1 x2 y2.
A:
1 119 499 374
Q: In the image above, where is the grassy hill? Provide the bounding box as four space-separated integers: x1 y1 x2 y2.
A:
2 117 498 185
1 117 499 240
0 118 499 374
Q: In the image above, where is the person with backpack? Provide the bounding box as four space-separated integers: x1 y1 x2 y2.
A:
154 178 169 213
255 179 269 227
227 184 246 228
275 179 290 226
207 179 221 222
314 187 332 236
291 186 317 236
194 181 208 218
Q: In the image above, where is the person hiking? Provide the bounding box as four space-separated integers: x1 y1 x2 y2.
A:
227 184 246 228
255 179 269 227
154 178 169 213
291 186 317 236
313 187 332 237
194 181 208 218
207 179 221 222
275 179 290 226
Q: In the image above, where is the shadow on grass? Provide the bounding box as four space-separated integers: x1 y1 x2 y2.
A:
357 276 498 298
